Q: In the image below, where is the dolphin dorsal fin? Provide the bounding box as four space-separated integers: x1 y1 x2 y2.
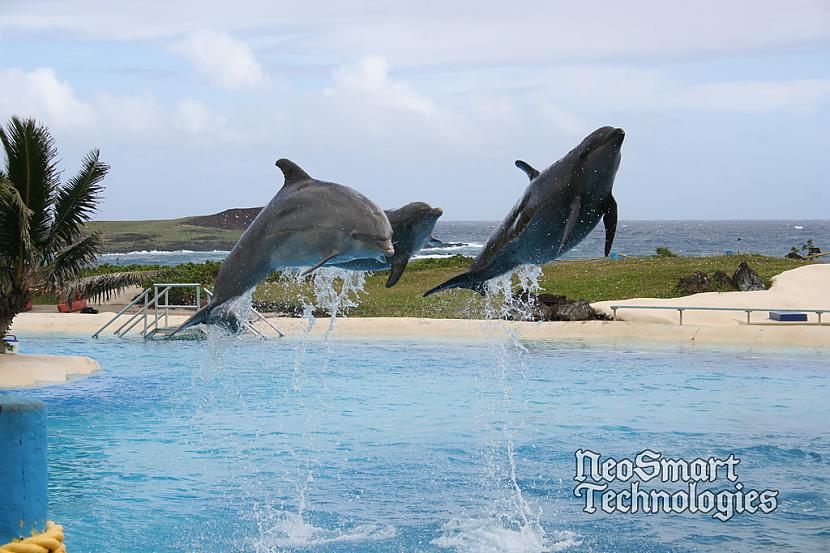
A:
275 159 312 187
515 160 540 181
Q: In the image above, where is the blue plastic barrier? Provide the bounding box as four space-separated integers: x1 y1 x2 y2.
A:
0 395 48 542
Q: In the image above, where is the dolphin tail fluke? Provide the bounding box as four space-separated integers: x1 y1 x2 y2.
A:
423 271 486 297
167 304 211 339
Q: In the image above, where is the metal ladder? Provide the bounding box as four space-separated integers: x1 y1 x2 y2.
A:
91 283 285 340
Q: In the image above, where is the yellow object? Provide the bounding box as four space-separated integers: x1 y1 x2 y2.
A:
0 521 65 553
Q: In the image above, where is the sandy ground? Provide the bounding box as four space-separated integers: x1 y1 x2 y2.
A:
592 263 830 326
0 353 100 388
7 265 830 351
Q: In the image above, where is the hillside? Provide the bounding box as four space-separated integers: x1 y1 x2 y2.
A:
184 207 263 230
87 216 244 253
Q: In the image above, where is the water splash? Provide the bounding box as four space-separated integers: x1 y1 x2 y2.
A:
252 505 396 552
286 267 368 337
483 264 543 321
433 518 580 553
251 474 395 552
465 264 578 552
249 266 371 551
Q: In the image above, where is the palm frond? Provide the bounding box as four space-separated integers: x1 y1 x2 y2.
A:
38 233 103 291
0 116 59 247
48 149 108 252
61 270 164 303
0 179 34 261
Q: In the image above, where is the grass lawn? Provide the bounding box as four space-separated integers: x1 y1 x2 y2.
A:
51 253 811 316
249 254 813 319
87 219 242 253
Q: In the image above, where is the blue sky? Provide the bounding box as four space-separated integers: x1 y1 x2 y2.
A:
1 1 828 221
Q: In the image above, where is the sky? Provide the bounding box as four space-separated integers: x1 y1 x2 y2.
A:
0 1 828 221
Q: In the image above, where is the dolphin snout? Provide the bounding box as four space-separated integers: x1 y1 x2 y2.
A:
382 244 395 257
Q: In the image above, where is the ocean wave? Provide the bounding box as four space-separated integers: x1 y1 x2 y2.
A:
101 249 231 256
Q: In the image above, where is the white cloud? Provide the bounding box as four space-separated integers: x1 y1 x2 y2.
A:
0 67 235 143
328 57 435 115
174 98 231 136
1 1 828 65
93 91 163 136
0 67 95 129
673 80 830 113
170 30 267 89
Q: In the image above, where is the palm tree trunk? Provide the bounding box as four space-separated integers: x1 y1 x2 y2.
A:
0 289 31 338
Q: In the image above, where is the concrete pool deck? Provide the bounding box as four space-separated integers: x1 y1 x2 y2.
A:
0 353 100 388
6 265 829 349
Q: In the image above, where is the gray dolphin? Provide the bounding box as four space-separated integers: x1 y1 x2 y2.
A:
170 159 393 335
424 126 623 296
333 202 443 287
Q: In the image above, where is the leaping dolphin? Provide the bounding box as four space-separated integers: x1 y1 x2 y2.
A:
333 202 444 287
170 159 394 335
424 126 624 296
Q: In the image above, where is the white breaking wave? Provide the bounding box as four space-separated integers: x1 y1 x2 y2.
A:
101 249 231 255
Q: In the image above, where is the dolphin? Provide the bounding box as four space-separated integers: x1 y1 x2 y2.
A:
423 126 624 297
170 159 394 335
333 202 444 287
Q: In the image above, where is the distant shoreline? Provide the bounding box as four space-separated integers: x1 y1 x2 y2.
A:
89 218 830 259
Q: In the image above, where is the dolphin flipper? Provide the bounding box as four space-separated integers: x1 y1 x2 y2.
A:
301 250 341 276
423 272 486 297
602 194 618 257
558 197 582 256
385 257 408 288
515 160 540 180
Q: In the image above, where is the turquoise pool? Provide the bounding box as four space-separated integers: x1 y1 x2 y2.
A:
11 334 830 552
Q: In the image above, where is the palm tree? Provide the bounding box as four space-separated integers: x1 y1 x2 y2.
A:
0 116 160 338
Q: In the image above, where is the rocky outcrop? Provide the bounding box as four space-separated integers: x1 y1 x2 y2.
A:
511 292 610 322
676 263 766 294
677 271 711 295
732 261 767 291
710 270 738 291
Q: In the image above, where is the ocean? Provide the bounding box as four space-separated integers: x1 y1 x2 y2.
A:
97 219 830 266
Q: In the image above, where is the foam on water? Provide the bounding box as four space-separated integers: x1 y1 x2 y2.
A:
252 507 396 552
433 518 580 553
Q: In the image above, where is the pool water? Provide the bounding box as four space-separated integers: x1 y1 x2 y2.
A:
12 333 830 552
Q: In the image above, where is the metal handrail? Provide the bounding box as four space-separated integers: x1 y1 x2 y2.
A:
92 289 149 338
118 285 173 337
609 305 828 325
92 283 285 339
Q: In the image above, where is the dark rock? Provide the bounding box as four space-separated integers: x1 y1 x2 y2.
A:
785 251 805 260
732 262 767 291
710 270 737 291
677 271 711 295
80 306 99 314
511 290 609 321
